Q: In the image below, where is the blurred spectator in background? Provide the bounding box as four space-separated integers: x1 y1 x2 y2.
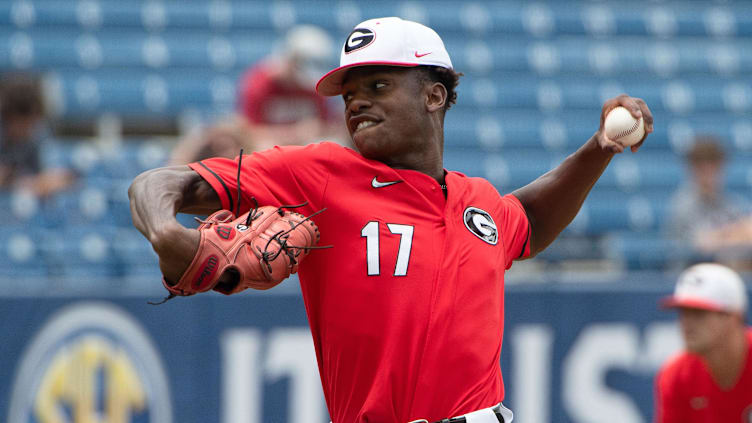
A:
170 25 346 165
237 24 345 150
664 136 748 267
0 74 75 197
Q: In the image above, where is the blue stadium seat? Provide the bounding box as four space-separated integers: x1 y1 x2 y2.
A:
44 186 108 225
443 146 752 198
112 140 169 177
0 27 276 71
0 226 48 278
443 148 546 192
582 192 667 234
442 37 752 75
44 226 122 278
460 75 749 115
607 232 690 271
105 177 136 227
112 227 160 278
523 2 752 38
14 1 748 38
445 109 752 155
54 69 240 117
0 189 44 225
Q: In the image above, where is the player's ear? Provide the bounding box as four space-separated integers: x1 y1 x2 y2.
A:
425 82 447 113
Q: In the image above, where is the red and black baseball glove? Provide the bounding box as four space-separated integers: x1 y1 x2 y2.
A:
159 205 322 299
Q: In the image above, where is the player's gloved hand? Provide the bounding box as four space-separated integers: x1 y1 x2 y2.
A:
158 205 321 299
596 94 654 154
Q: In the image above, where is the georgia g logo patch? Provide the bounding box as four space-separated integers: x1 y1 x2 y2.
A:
463 207 498 245
344 27 375 53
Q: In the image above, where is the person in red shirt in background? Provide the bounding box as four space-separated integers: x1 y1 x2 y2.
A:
655 263 752 423
237 24 346 151
169 25 346 164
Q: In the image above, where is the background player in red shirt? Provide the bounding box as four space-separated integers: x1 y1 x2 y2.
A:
237 24 346 150
655 263 752 423
169 25 346 165
129 17 654 423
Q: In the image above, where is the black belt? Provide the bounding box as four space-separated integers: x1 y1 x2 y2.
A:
430 404 505 423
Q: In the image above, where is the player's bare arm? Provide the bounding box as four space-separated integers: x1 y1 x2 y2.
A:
128 165 221 282
513 94 654 257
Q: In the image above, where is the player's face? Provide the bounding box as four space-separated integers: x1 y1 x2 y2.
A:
341 67 430 163
678 307 735 354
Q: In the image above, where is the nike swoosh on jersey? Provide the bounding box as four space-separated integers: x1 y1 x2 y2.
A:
414 51 432 58
371 177 402 188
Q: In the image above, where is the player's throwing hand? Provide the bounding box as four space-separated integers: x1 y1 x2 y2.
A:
597 94 654 154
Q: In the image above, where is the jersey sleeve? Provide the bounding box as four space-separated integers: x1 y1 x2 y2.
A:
498 194 531 269
654 361 684 423
188 142 334 217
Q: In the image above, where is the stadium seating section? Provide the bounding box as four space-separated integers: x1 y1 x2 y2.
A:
1 0 750 282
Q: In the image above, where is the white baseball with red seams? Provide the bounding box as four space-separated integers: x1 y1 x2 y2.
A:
604 106 645 147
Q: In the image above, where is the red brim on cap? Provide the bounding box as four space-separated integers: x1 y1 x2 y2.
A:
660 296 726 312
315 61 421 96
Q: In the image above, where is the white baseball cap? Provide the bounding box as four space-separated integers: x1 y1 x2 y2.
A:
316 17 453 96
662 263 748 313
284 25 334 87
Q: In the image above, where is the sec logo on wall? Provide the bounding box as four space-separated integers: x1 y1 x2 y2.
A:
7 302 172 423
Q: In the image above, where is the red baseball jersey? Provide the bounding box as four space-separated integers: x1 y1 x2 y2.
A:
238 62 329 125
654 329 752 423
189 142 531 422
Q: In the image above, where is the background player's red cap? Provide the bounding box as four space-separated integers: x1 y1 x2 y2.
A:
661 263 748 313
316 17 453 96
